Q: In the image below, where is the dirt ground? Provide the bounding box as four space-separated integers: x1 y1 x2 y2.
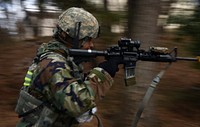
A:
0 34 200 127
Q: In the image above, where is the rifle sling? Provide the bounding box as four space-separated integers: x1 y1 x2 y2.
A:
131 63 171 127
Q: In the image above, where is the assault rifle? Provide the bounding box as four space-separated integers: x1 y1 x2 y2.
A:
69 38 200 86
69 38 199 127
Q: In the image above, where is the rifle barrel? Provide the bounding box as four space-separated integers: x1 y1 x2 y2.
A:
68 49 106 57
176 57 198 61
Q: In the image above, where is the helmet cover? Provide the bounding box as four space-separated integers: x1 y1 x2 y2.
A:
57 7 99 40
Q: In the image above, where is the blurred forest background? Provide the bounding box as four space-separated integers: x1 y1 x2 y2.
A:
0 0 200 127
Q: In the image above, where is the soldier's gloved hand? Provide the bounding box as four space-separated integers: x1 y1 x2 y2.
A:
98 57 123 77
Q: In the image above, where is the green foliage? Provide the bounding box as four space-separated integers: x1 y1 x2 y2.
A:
180 7 200 70
167 5 200 68
167 15 191 25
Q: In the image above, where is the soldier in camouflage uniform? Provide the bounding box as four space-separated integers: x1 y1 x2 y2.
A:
15 7 120 127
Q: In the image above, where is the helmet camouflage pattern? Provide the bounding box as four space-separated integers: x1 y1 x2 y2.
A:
57 7 100 40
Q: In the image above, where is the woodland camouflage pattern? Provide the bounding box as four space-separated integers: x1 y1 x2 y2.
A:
57 7 99 39
15 40 113 127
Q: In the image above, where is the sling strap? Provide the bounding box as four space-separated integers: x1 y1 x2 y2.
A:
131 63 171 127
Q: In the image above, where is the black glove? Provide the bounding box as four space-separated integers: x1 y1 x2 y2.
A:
98 57 123 77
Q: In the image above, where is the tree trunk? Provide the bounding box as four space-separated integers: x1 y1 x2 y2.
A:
125 0 161 127
127 0 160 47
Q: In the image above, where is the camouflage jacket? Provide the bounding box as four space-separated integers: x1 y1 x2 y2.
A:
15 39 113 127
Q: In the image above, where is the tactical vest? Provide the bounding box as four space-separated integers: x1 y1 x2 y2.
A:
15 40 82 127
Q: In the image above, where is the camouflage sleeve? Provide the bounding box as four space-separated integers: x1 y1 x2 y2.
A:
45 59 113 117
85 67 114 101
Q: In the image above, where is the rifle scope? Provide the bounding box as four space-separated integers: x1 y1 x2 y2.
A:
118 38 141 50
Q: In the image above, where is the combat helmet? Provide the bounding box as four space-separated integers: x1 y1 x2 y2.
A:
55 7 100 47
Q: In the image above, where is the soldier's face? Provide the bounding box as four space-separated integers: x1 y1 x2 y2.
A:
81 38 94 50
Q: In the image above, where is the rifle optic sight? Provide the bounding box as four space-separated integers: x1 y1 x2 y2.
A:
118 38 141 50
